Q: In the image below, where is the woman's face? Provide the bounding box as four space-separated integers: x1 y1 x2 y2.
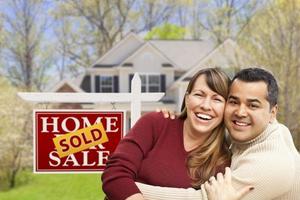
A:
185 75 226 136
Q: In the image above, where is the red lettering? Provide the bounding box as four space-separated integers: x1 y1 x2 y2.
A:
91 129 102 141
81 132 92 145
70 135 81 148
59 139 69 152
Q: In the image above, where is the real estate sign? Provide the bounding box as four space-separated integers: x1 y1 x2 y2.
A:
34 110 125 173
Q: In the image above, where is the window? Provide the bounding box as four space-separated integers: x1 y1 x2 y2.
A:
140 74 160 92
148 75 160 92
95 75 114 92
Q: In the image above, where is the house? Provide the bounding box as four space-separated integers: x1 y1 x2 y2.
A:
51 32 250 128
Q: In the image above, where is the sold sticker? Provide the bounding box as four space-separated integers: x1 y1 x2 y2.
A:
53 123 109 158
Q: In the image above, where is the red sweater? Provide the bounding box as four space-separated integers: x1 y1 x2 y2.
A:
102 112 227 200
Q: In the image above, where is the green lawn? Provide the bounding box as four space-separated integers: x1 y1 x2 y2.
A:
0 171 105 200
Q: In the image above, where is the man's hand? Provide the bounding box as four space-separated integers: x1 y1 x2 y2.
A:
203 167 254 200
156 108 176 119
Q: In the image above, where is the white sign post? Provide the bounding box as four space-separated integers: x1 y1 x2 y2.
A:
18 73 165 128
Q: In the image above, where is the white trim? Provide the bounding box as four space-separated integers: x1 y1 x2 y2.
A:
91 74 95 92
88 68 117 73
32 109 126 174
33 110 36 173
18 92 164 103
18 73 165 127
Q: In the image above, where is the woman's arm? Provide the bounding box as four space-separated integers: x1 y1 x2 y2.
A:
102 113 159 200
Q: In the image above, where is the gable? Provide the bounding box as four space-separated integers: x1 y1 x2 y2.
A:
57 84 77 92
50 80 85 93
94 32 144 66
121 43 176 73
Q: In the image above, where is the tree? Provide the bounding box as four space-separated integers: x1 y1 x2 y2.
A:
0 77 32 189
1 0 53 91
52 0 136 73
132 0 178 32
144 23 186 40
0 15 4 51
178 0 262 43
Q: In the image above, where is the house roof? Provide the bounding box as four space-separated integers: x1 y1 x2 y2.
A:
49 79 85 93
92 32 144 66
169 38 241 89
149 40 215 71
91 33 216 71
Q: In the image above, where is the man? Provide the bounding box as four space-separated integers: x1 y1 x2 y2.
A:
136 67 300 200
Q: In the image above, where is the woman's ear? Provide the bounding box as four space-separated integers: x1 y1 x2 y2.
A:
184 94 189 106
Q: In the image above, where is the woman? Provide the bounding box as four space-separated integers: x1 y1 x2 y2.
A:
102 68 231 200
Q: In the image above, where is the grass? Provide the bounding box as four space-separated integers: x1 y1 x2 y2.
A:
0 171 105 200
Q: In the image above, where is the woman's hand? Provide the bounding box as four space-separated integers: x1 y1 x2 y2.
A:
156 108 176 119
203 167 254 200
125 193 145 200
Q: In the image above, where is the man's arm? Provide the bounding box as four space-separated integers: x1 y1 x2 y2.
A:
140 112 295 199
136 182 206 200
230 149 294 199
136 151 294 200
204 168 253 200
136 141 294 200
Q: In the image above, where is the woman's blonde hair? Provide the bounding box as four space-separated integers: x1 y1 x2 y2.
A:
178 67 231 189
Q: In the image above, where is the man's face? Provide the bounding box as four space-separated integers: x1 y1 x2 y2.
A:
224 79 277 142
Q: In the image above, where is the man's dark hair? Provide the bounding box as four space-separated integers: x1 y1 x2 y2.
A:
232 67 278 107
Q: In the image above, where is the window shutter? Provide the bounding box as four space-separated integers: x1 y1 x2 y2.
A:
80 75 91 92
160 74 166 92
129 74 134 92
95 75 100 92
113 76 119 92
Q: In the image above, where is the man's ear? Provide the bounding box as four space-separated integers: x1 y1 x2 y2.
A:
270 104 278 123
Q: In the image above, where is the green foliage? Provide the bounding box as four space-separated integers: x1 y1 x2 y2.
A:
0 77 31 138
0 77 33 189
145 23 186 40
0 171 105 200
0 77 22 135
